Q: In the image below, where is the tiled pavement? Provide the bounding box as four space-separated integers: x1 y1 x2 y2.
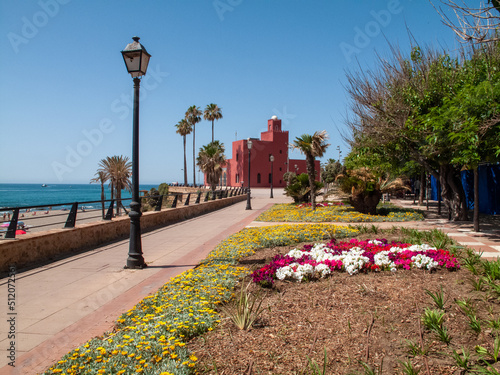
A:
393 199 500 260
0 192 498 374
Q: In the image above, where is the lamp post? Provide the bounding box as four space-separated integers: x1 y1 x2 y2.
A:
295 164 299 174
246 139 252 210
269 155 274 198
121 36 151 269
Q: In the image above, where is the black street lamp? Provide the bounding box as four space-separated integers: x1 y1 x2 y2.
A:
121 36 151 269
246 139 252 210
269 154 274 198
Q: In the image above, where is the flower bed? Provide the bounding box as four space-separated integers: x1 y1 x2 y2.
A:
295 202 345 208
251 238 460 285
44 224 357 375
255 203 424 223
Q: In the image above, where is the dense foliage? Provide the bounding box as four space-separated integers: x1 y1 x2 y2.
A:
345 42 500 221
283 173 323 203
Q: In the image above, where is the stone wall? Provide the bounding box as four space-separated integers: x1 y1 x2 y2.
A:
0 195 246 273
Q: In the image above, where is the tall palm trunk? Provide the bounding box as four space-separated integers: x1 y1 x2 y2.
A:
306 153 317 210
192 125 196 186
100 182 105 219
116 183 122 216
183 135 188 186
212 120 214 143
110 181 115 217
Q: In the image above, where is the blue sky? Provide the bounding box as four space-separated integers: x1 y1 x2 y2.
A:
0 0 464 184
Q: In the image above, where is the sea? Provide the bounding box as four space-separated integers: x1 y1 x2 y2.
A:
0 183 160 210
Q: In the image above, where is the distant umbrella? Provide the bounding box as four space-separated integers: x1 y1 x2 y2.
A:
15 230 26 235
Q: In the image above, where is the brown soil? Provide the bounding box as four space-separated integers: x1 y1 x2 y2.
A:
188 236 500 374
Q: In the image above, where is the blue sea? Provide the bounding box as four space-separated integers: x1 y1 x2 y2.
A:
0 183 160 210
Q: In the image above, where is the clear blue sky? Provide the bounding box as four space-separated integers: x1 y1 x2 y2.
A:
0 0 464 184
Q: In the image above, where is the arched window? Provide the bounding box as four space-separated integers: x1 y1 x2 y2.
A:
236 153 239 161
257 173 261 184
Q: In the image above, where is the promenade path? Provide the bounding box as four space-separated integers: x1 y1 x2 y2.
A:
0 190 498 374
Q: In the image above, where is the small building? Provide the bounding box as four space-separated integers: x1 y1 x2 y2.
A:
223 116 320 188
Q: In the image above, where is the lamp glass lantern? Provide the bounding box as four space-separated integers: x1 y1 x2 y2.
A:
121 37 151 78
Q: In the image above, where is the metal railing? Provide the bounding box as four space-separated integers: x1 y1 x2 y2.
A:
0 187 245 239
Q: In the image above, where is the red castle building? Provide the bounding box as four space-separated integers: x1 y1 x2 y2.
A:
222 116 320 188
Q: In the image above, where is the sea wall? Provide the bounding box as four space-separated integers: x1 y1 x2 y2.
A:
0 194 246 273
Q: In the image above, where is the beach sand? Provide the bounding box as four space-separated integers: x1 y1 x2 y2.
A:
0 208 126 237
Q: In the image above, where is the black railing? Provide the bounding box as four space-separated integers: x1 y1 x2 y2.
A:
0 187 244 239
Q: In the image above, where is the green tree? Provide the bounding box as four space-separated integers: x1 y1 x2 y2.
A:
90 170 108 219
322 158 344 183
97 156 132 216
175 119 192 186
185 105 202 186
158 183 169 197
291 130 330 210
336 168 408 215
203 103 223 142
196 141 226 193
344 43 500 221
284 173 323 203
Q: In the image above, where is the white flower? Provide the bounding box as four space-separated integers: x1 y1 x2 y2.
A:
411 254 439 270
287 248 305 259
315 263 331 278
276 265 295 280
408 244 436 252
368 240 383 245
389 246 404 253
294 263 314 281
374 251 396 270
309 245 337 262
276 263 314 282
341 247 369 275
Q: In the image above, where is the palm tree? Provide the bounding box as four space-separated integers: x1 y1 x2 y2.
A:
90 170 108 219
203 103 223 142
97 155 132 215
185 105 202 186
175 119 192 186
292 130 330 210
196 141 226 194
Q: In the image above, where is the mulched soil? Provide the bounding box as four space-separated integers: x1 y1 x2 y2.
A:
187 235 500 374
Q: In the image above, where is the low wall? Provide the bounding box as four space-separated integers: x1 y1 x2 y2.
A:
0 195 246 274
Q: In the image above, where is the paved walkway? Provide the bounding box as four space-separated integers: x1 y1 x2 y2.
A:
0 191 498 374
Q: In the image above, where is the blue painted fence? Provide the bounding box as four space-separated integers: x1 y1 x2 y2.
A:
430 164 500 215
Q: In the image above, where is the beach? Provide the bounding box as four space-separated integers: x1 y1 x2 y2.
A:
0 208 122 237
0 187 226 237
